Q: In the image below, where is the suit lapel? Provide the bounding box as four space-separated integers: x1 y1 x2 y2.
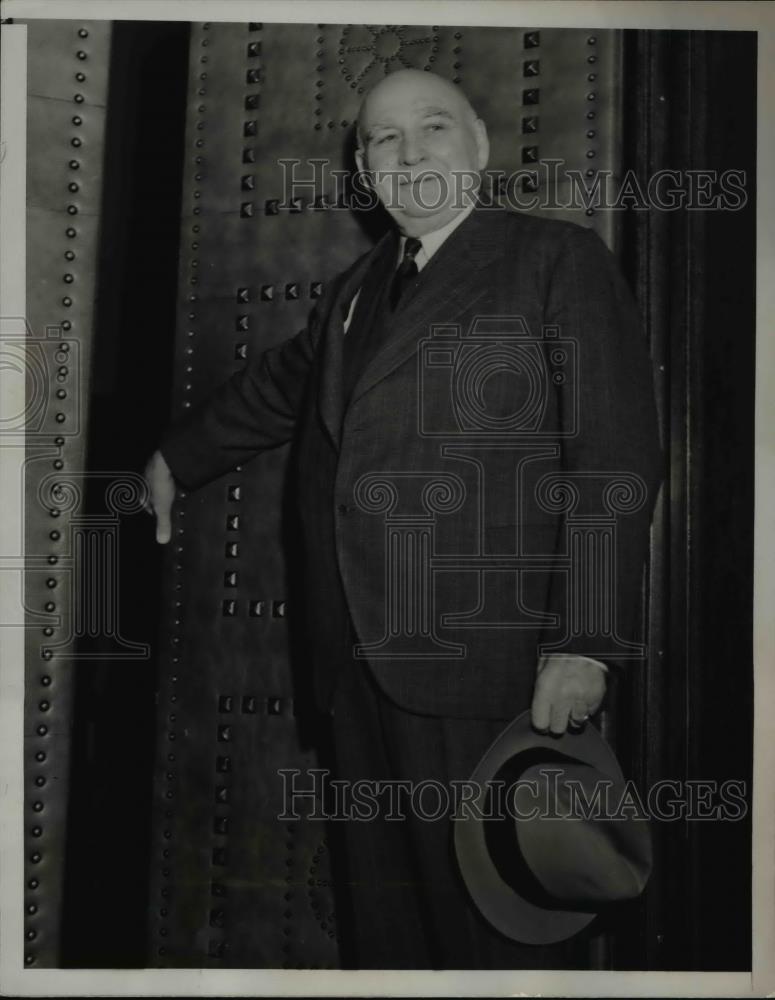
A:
349 207 507 407
317 231 393 449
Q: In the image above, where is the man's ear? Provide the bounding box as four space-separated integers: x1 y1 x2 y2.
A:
473 117 490 171
354 145 366 176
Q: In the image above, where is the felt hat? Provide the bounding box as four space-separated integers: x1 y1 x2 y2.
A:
453 711 652 945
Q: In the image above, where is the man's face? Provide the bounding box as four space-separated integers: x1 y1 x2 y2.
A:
355 72 489 237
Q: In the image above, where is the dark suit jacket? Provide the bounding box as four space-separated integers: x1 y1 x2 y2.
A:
160 206 662 720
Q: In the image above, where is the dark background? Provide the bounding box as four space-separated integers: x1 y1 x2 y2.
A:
59 23 755 970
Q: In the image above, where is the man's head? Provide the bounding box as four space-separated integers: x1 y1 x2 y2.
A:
355 69 489 237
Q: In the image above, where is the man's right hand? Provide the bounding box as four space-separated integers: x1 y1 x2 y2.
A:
142 449 176 544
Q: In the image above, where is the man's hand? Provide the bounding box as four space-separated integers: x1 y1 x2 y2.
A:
530 654 607 735
142 449 176 544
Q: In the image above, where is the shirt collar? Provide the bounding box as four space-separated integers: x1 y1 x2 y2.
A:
398 202 475 270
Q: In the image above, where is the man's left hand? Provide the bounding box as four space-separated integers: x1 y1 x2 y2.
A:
530 655 607 735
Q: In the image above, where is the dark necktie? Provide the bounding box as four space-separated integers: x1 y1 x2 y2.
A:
389 236 423 311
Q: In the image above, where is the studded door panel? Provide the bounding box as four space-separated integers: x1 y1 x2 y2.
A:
18 19 113 968
148 21 622 968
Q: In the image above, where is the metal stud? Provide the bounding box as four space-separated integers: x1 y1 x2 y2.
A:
522 89 539 105
523 60 540 77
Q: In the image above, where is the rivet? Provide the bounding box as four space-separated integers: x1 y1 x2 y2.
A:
64 251 75 261
35 752 46 762
36 725 48 736
74 94 84 103
44 602 55 612
76 50 88 59
75 72 86 82
41 675 52 686
70 137 82 148
78 28 88 38
71 115 82 126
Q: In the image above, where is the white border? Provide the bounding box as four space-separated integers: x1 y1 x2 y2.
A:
1 1 773 996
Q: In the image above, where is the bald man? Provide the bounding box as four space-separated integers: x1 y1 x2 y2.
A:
146 70 661 969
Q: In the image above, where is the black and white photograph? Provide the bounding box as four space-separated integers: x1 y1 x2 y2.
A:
0 1 772 995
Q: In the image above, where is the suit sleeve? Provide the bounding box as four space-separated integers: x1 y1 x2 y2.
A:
539 225 664 671
158 310 322 491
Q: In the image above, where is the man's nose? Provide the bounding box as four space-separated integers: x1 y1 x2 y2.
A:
399 133 425 166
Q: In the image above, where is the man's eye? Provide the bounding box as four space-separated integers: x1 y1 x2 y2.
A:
426 123 445 132
374 133 397 145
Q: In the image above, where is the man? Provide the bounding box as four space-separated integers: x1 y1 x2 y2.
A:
145 69 661 969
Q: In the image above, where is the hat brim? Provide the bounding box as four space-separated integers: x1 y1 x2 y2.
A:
453 710 625 946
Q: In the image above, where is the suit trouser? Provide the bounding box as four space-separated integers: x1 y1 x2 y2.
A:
326 656 591 970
